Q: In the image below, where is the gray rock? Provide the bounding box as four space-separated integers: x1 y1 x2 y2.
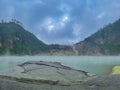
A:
0 61 94 85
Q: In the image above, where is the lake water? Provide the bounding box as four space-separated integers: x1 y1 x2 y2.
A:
0 56 120 76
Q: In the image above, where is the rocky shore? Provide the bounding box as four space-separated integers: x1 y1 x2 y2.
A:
0 75 120 90
0 61 94 85
0 61 120 90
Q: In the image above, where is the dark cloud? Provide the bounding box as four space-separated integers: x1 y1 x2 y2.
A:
0 0 120 44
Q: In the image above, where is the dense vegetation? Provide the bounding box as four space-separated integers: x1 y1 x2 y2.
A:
0 21 49 55
0 21 73 55
75 19 120 55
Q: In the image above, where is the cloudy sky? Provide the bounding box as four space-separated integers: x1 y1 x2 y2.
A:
0 0 120 44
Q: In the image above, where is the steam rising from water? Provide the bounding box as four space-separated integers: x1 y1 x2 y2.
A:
72 45 79 55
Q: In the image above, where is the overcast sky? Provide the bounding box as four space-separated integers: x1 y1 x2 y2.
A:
0 0 120 44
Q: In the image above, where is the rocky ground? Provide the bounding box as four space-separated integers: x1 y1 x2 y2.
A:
0 75 120 90
0 61 120 90
0 61 94 85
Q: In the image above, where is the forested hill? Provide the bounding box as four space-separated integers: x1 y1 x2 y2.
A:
1 18 120 55
0 22 49 55
75 19 120 55
0 21 73 55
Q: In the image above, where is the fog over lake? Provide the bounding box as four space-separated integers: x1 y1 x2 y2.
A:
0 56 120 76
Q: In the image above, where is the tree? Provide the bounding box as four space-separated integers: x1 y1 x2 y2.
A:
11 19 23 26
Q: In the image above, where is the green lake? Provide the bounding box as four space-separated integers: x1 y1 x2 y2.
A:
0 56 120 76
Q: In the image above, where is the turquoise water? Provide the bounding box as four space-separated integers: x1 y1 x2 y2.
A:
0 56 120 76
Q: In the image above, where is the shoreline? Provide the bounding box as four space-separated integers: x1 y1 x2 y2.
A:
0 75 120 90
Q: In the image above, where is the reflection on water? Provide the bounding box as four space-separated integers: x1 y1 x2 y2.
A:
0 56 120 76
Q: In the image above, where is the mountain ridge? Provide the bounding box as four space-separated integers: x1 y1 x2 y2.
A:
0 18 120 55
75 19 120 55
0 21 74 55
